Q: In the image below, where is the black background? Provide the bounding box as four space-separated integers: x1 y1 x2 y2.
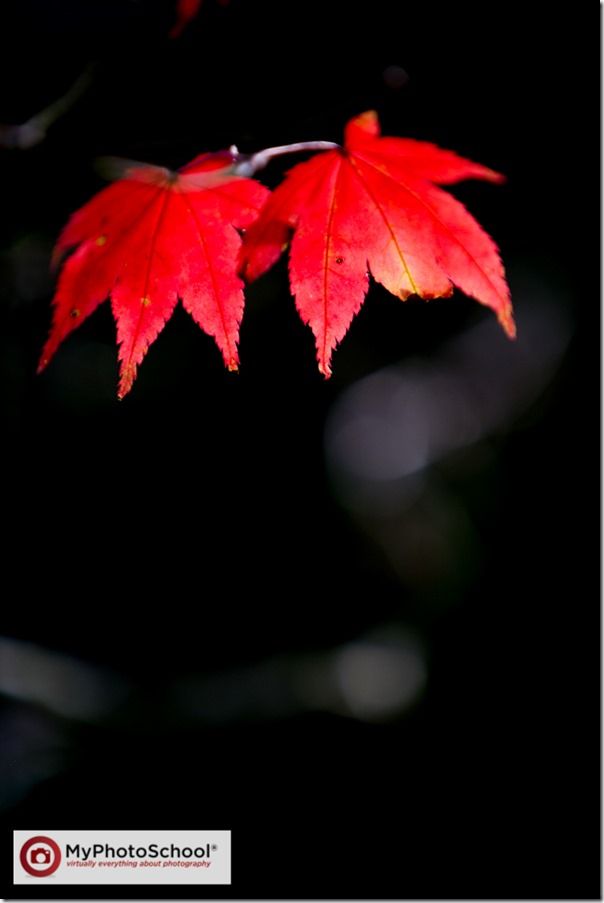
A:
0 1 599 899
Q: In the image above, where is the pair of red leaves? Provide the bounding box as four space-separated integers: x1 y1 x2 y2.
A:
40 112 514 398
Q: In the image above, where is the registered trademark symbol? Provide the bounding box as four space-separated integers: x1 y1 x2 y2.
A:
211 844 218 851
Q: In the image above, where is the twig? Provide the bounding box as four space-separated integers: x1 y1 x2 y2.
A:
0 64 95 150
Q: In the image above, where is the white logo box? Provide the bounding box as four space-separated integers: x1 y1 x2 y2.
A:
13 830 231 885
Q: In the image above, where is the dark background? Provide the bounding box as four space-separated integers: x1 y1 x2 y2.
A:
0 1 599 898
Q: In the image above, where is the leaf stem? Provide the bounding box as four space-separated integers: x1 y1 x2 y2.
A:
232 141 340 176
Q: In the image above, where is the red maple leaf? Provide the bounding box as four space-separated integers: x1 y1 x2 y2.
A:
40 152 269 398
241 111 514 376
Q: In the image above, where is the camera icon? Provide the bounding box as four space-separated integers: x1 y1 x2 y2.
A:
29 847 52 865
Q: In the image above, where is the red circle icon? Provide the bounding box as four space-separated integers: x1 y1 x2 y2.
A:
19 836 61 877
